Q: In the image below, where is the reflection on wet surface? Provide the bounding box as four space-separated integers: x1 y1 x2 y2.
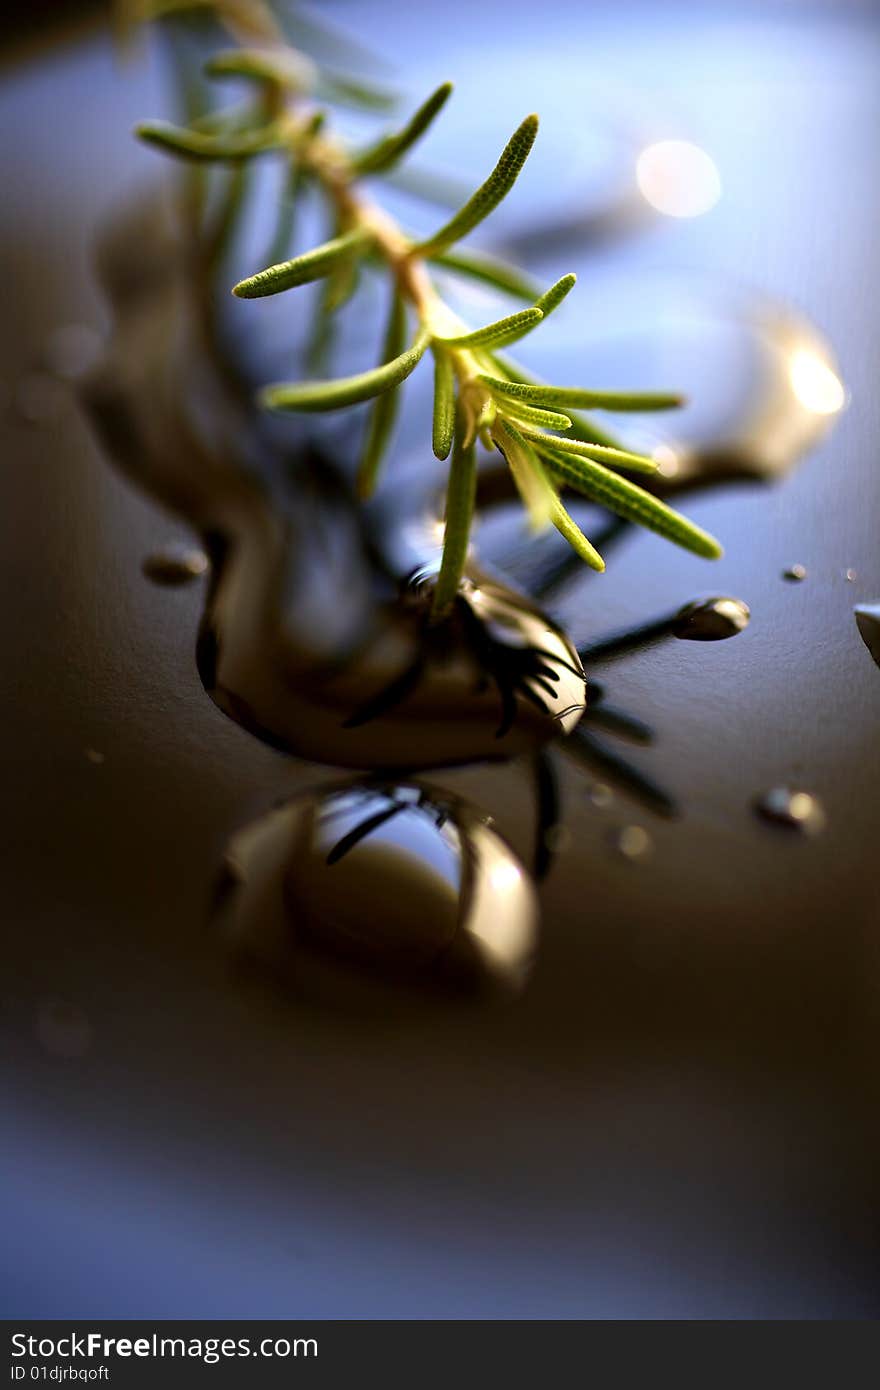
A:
88 177 770 976
549 286 846 496
81 158 853 985
78 36 846 987
217 781 538 992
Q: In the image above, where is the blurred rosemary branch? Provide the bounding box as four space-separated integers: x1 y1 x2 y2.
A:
128 0 722 616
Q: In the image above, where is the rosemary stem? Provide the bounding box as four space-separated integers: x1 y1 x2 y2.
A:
282 108 458 332
432 413 476 618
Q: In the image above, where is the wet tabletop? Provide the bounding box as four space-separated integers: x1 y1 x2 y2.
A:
1 0 879 1316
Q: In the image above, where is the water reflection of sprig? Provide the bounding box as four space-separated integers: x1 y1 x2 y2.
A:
342 582 586 740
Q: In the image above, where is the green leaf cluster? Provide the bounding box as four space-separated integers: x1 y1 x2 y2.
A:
134 1 722 616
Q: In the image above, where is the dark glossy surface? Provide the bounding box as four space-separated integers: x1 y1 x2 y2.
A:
1 1 878 1317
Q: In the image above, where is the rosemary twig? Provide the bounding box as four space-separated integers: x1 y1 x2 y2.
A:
433 407 477 613
130 0 723 618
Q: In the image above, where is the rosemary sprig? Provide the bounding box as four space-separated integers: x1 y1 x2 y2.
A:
131 0 722 616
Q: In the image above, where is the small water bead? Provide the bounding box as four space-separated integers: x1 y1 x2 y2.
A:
587 782 613 809
580 596 750 666
843 569 857 583
610 825 653 859
142 545 209 586
755 787 826 835
854 603 880 668
783 564 807 582
672 595 750 642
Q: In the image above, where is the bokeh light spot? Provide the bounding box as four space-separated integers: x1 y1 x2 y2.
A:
636 140 722 218
788 349 846 415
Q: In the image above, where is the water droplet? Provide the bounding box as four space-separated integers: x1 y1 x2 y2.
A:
142 545 209 585
587 782 613 809
672 595 750 641
610 825 652 859
854 603 880 668
35 999 92 1059
84 748 105 765
843 568 857 583
755 787 825 835
217 784 538 992
44 323 103 381
783 564 807 582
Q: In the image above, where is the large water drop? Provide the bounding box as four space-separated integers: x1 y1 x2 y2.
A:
218 782 538 992
672 595 751 641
